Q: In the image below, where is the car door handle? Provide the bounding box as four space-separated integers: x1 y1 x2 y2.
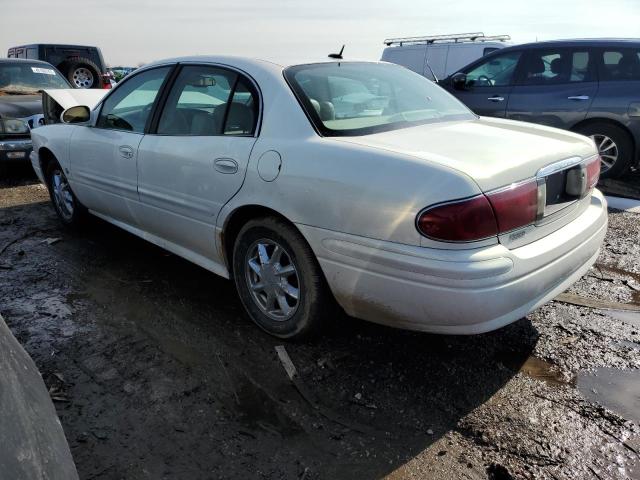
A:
567 95 590 101
118 145 134 159
214 158 238 174
487 96 504 102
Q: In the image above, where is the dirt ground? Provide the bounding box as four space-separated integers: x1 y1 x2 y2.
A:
1 166 640 480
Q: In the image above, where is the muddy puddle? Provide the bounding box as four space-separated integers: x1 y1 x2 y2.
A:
499 353 573 387
578 368 640 424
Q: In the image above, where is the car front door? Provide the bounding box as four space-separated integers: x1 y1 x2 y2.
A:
68 66 172 225
506 47 598 129
447 50 522 117
136 65 259 260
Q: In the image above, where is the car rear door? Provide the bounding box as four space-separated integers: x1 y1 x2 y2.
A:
448 50 522 117
136 64 259 260
506 47 598 129
68 66 172 225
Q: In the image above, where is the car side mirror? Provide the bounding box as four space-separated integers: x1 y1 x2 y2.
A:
61 105 91 124
451 72 468 91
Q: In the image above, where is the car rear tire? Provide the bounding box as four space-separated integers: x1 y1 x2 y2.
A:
232 216 333 340
45 162 86 228
576 122 633 179
60 58 102 89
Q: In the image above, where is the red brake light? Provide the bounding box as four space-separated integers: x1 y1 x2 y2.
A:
417 180 540 242
486 179 539 233
586 155 600 189
417 195 498 242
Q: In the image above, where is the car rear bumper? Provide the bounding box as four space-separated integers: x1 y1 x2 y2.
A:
298 189 608 334
0 138 32 164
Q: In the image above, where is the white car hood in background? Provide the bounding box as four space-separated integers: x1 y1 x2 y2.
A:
43 89 107 110
334 116 597 191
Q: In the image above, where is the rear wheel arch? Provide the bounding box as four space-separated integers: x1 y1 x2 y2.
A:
571 118 636 155
221 205 302 275
571 118 637 175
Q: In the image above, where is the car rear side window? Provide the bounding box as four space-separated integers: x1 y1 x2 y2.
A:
157 66 258 136
518 49 593 85
600 48 640 81
97 66 170 133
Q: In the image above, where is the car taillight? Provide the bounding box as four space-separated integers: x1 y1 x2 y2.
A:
486 179 539 234
586 155 600 189
101 74 112 89
417 180 539 242
417 195 498 242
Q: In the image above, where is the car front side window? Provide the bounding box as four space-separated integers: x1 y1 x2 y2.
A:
96 66 171 133
464 51 521 88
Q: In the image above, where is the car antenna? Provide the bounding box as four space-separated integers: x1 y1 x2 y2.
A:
328 45 345 59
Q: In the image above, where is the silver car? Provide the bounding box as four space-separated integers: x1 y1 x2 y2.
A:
30 56 607 339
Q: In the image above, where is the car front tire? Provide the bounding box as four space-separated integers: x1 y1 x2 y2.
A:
45 162 86 228
232 216 333 340
576 122 633 179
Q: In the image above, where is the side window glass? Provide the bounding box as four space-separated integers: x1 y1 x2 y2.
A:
519 50 592 85
157 67 258 136
464 51 521 87
601 49 640 81
223 78 259 136
158 66 237 136
97 66 170 133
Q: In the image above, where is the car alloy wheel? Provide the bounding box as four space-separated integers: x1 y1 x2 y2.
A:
590 134 618 174
72 67 95 88
51 168 75 222
244 239 300 321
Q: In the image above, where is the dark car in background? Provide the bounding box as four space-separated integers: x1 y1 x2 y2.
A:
8 44 111 89
0 58 71 175
442 39 640 178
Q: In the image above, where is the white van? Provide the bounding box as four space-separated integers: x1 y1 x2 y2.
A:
381 32 511 81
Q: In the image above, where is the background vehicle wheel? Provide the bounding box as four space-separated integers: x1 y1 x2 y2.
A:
45 162 86 227
60 58 102 89
232 217 334 340
576 122 634 179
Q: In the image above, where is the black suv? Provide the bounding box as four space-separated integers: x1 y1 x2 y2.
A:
7 44 111 90
442 39 640 178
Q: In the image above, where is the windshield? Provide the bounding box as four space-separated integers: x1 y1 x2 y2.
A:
284 62 475 136
0 63 70 95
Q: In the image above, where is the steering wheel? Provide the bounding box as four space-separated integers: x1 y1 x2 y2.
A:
476 75 492 87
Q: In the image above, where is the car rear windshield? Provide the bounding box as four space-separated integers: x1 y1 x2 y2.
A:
284 62 475 136
0 63 69 95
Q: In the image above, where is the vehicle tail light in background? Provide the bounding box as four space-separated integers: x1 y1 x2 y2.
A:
486 179 539 234
417 179 539 242
101 74 113 89
417 196 498 242
586 155 600 190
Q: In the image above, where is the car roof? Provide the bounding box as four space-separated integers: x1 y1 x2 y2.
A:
142 55 376 71
0 58 57 66
500 38 640 51
9 44 99 49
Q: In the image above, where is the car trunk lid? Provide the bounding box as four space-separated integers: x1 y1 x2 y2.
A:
334 116 600 248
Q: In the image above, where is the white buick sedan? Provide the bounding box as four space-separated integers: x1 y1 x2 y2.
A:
30 56 607 339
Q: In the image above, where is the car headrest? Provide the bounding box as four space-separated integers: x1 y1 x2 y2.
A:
190 111 218 135
224 102 254 134
550 57 567 75
528 57 546 75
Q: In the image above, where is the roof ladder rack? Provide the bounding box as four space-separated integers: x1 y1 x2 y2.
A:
383 32 511 46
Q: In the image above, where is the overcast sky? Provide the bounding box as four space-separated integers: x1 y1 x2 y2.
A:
1 0 638 66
